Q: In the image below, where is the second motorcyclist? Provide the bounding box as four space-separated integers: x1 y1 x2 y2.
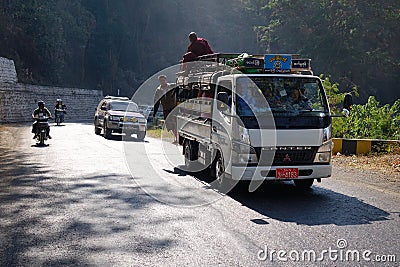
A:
54 99 67 123
32 101 52 139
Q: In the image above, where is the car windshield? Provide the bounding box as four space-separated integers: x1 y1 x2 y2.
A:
109 101 138 112
236 76 328 117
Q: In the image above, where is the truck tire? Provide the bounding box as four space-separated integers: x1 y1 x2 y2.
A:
184 140 198 172
294 179 314 190
210 152 237 192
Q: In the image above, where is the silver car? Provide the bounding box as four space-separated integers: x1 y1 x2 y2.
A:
94 96 147 140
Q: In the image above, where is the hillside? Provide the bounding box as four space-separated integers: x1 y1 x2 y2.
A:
0 0 398 103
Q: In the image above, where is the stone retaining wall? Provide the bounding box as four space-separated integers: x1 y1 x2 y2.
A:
0 57 103 123
0 57 17 84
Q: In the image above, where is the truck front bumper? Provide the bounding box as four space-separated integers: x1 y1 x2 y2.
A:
230 164 332 181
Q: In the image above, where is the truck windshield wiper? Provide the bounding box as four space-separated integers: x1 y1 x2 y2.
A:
290 110 328 117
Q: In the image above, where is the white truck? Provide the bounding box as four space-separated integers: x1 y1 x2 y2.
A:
175 53 332 191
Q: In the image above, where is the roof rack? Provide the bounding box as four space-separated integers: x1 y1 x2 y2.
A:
104 96 130 100
176 53 313 89
179 53 312 76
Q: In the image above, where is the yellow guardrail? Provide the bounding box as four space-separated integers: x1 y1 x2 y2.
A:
332 138 400 155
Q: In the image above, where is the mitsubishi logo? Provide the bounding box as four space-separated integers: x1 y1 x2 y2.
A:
283 154 291 162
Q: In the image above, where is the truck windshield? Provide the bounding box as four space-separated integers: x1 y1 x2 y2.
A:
236 76 328 116
235 76 330 129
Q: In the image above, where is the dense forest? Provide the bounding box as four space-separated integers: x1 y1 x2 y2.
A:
0 0 399 103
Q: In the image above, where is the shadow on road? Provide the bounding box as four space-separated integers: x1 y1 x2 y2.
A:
100 133 149 143
185 169 390 227
0 168 178 266
0 125 175 266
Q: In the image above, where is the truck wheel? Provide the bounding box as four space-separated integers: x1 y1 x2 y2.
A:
210 152 236 192
294 179 314 190
184 140 197 172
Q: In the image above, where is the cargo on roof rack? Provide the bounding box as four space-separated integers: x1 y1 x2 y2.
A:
178 53 313 78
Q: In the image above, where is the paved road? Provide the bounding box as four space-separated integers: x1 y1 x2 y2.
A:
0 122 399 266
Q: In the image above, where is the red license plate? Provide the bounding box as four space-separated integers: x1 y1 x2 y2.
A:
276 168 299 179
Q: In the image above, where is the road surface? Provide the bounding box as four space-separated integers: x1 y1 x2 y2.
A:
0 122 398 266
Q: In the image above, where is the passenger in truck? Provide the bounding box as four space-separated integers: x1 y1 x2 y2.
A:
288 88 312 110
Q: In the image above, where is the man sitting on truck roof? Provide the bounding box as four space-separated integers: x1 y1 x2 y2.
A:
181 32 214 68
187 32 214 57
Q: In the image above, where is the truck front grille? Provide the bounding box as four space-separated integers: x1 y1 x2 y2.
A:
255 146 318 166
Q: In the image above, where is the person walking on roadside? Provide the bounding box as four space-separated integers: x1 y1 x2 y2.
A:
153 75 178 143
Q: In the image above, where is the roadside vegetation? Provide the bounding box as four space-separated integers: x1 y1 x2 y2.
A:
322 75 400 140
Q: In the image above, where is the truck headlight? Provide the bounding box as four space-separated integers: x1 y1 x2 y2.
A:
233 142 258 164
314 140 332 163
238 153 258 164
138 118 147 123
238 126 250 145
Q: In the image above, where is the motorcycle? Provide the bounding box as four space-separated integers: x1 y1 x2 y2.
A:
54 108 65 126
35 116 50 146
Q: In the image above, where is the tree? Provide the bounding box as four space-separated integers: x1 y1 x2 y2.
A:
244 0 400 104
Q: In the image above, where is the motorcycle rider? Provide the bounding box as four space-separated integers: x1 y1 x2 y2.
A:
32 100 52 139
54 98 67 123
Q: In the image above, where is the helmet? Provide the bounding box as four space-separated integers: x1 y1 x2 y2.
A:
38 100 45 107
57 99 62 102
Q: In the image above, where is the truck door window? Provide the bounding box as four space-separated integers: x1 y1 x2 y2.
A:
216 81 232 107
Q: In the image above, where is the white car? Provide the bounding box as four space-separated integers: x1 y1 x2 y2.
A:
94 96 147 140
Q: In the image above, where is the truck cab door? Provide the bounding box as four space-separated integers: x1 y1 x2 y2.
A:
211 80 234 175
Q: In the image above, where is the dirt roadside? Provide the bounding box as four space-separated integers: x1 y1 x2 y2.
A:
332 150 400 195
333 152 400 179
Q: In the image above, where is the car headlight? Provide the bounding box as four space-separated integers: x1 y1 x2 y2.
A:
109 115 121 121
314 140 332 163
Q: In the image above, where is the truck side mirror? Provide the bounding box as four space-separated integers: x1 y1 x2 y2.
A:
217 92 229 111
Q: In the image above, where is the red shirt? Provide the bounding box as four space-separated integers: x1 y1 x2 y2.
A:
187 38 214 57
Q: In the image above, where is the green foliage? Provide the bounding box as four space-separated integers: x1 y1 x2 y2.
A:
245 0 400 104
333 96 400 140
322 74 399 140
321 74 358 113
